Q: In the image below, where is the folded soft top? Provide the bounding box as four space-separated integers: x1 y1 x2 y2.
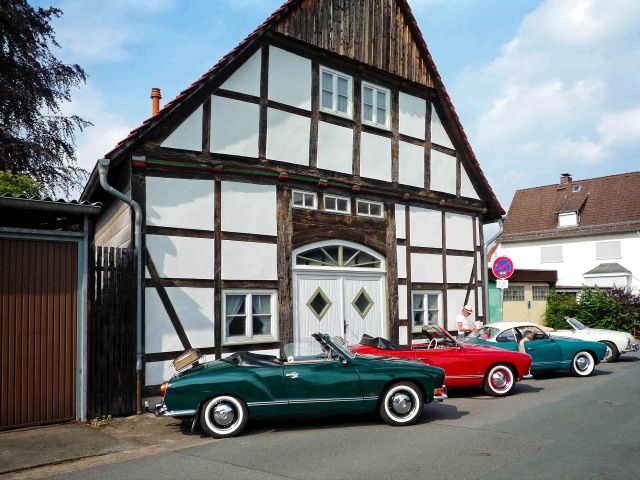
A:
223 351 282 368
359 334 411 351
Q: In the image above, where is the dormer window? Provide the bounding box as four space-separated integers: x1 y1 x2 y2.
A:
572 185 581 193
320 67 352 118
558 211 578 227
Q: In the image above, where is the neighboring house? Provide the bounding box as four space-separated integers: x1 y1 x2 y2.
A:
495 172 640 298
487 269 557 324
81 0 504 395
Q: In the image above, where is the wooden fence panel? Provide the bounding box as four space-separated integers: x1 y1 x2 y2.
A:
88 246 135 418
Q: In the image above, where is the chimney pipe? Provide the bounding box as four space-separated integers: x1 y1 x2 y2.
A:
150 87 162 116
560 173 572 184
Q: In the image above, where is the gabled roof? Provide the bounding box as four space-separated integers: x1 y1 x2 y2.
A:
583 263 631 276
81 0 504 218
501 171 640 242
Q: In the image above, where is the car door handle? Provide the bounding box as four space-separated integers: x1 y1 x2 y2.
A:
527 347 535 351
285 372 300 379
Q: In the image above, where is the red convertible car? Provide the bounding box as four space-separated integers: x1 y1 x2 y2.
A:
350 326 532 397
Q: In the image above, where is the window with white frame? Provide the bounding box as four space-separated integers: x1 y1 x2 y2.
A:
320 67 352 117
292 190 317 210
412 291 442 331
223 291 278 344
362 82 390 128
558 211 578 227
323 194 350 214
356 199 384 218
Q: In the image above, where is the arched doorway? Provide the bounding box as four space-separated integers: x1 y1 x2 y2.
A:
292 240 386 344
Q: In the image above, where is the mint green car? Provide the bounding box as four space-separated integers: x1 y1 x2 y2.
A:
463 322 607 376
156 334 447 438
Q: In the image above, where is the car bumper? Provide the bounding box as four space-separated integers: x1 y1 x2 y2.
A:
433 386 448 402
154 403 196 418
622 343 639 353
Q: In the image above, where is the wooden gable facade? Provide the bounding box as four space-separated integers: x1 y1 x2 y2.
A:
83 0 504 395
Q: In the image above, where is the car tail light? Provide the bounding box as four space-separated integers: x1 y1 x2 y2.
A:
434 387 446 397
160 382 168 398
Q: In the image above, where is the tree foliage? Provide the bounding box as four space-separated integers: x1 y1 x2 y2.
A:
544 287 640 334
0 0 90 195
0 170 42 196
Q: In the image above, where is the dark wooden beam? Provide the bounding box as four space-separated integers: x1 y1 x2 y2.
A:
214 180 222 359
145 225 214 239
424 102 432 191
258 45 269 162
309 61 319 169
352 78 362 179
221 280 279 289
144 278 215 288
276 187 294 345
385 202 399 342
220 232 278 244
202 95 211 153
405 204 412 344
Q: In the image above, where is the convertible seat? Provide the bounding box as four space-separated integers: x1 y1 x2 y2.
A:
359 334 411 351
223 351 282 368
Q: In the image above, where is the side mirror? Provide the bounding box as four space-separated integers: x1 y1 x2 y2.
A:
339 355 348 365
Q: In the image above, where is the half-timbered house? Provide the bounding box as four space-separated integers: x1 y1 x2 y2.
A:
81 0 504 396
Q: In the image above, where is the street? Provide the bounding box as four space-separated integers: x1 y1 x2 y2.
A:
47 352 640 480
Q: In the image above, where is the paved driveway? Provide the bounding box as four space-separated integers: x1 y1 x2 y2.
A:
52 352 640 480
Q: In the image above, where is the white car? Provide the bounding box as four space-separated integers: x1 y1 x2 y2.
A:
547 317 639 363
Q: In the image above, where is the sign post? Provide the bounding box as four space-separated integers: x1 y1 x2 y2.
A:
492 256 515 323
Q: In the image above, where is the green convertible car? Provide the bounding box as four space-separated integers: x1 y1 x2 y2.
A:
463 322 607 376
156 334 447 438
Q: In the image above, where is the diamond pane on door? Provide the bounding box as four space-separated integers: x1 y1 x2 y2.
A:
307 287 332 321
352 287 374 319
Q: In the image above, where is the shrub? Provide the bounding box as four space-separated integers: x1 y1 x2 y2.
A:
544 287 640 334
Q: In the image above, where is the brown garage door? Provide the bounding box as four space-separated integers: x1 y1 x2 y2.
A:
1 238 78 430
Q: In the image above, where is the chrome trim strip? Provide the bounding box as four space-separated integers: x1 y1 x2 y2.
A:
165 409 197 417
248 396 377 407
247 400 288 407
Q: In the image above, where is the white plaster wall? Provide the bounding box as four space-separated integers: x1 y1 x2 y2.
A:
211 96 259 157
221 182 277 235
317 121 353 175
447 290 475 330
431 109 454 149
477 285 484 316
399 93 425 140
166 287 215 347
397 246 407 278
220 50 261 96
476 221 481 247
477 252 483 280
145 360 174 386
221 240 278 280
497 232 640 290
445 212 474 251
446 255 475 284
146 177 215 230
430 150 457 195
145 288 183 353
146 235 215 279
409 206 441 248
266 108 310 166
411 253 443 283
399 325 408 344
268 46 312 110
398 284 407 320
399 141 424 188
161 105 203 151
395 204 406 239
360 132 391 182
460 166 480 200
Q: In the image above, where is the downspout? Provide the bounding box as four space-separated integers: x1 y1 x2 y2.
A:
98 158 144 414
483 218 504 323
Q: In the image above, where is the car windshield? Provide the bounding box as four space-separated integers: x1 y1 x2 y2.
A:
421 325 460 347
467 326 500 340
325 335 356 359
566 317 587 330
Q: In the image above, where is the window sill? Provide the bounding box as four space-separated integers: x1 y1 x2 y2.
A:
222 336 279 346
362 120 391 131
320 107 352 121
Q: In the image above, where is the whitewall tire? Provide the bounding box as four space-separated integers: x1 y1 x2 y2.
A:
601 341 619 363
483 364 515 397
379 382 424 426
570 351 595 377
200 395 248 438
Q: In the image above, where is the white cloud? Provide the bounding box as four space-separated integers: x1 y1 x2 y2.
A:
450 0 640 205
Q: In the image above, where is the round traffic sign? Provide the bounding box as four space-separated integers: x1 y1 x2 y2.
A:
492 256 514 279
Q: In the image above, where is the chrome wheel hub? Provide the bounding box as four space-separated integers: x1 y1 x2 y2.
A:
391 393 412 414
492 371 508 388
213 403 235 426
576 356 589 371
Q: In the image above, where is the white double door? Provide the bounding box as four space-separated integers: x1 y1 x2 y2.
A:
294 272 386 345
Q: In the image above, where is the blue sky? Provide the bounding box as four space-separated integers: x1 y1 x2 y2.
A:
40 0 640 208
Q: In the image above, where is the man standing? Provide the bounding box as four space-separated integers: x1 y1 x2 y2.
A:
456 304 476 338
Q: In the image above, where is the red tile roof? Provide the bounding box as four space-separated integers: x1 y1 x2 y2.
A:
501 171 640 242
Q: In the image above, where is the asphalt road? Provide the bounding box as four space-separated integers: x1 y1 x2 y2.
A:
55 352 640 480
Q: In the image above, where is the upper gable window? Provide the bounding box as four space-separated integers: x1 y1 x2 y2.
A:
558 212 578 227
320 67 352 118
292 190 317 210
323 194 351 214
362 82 390 129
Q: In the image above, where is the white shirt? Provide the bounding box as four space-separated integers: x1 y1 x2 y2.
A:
456 313 474 335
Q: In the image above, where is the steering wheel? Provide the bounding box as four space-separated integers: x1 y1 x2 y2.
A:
427 338 438 349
